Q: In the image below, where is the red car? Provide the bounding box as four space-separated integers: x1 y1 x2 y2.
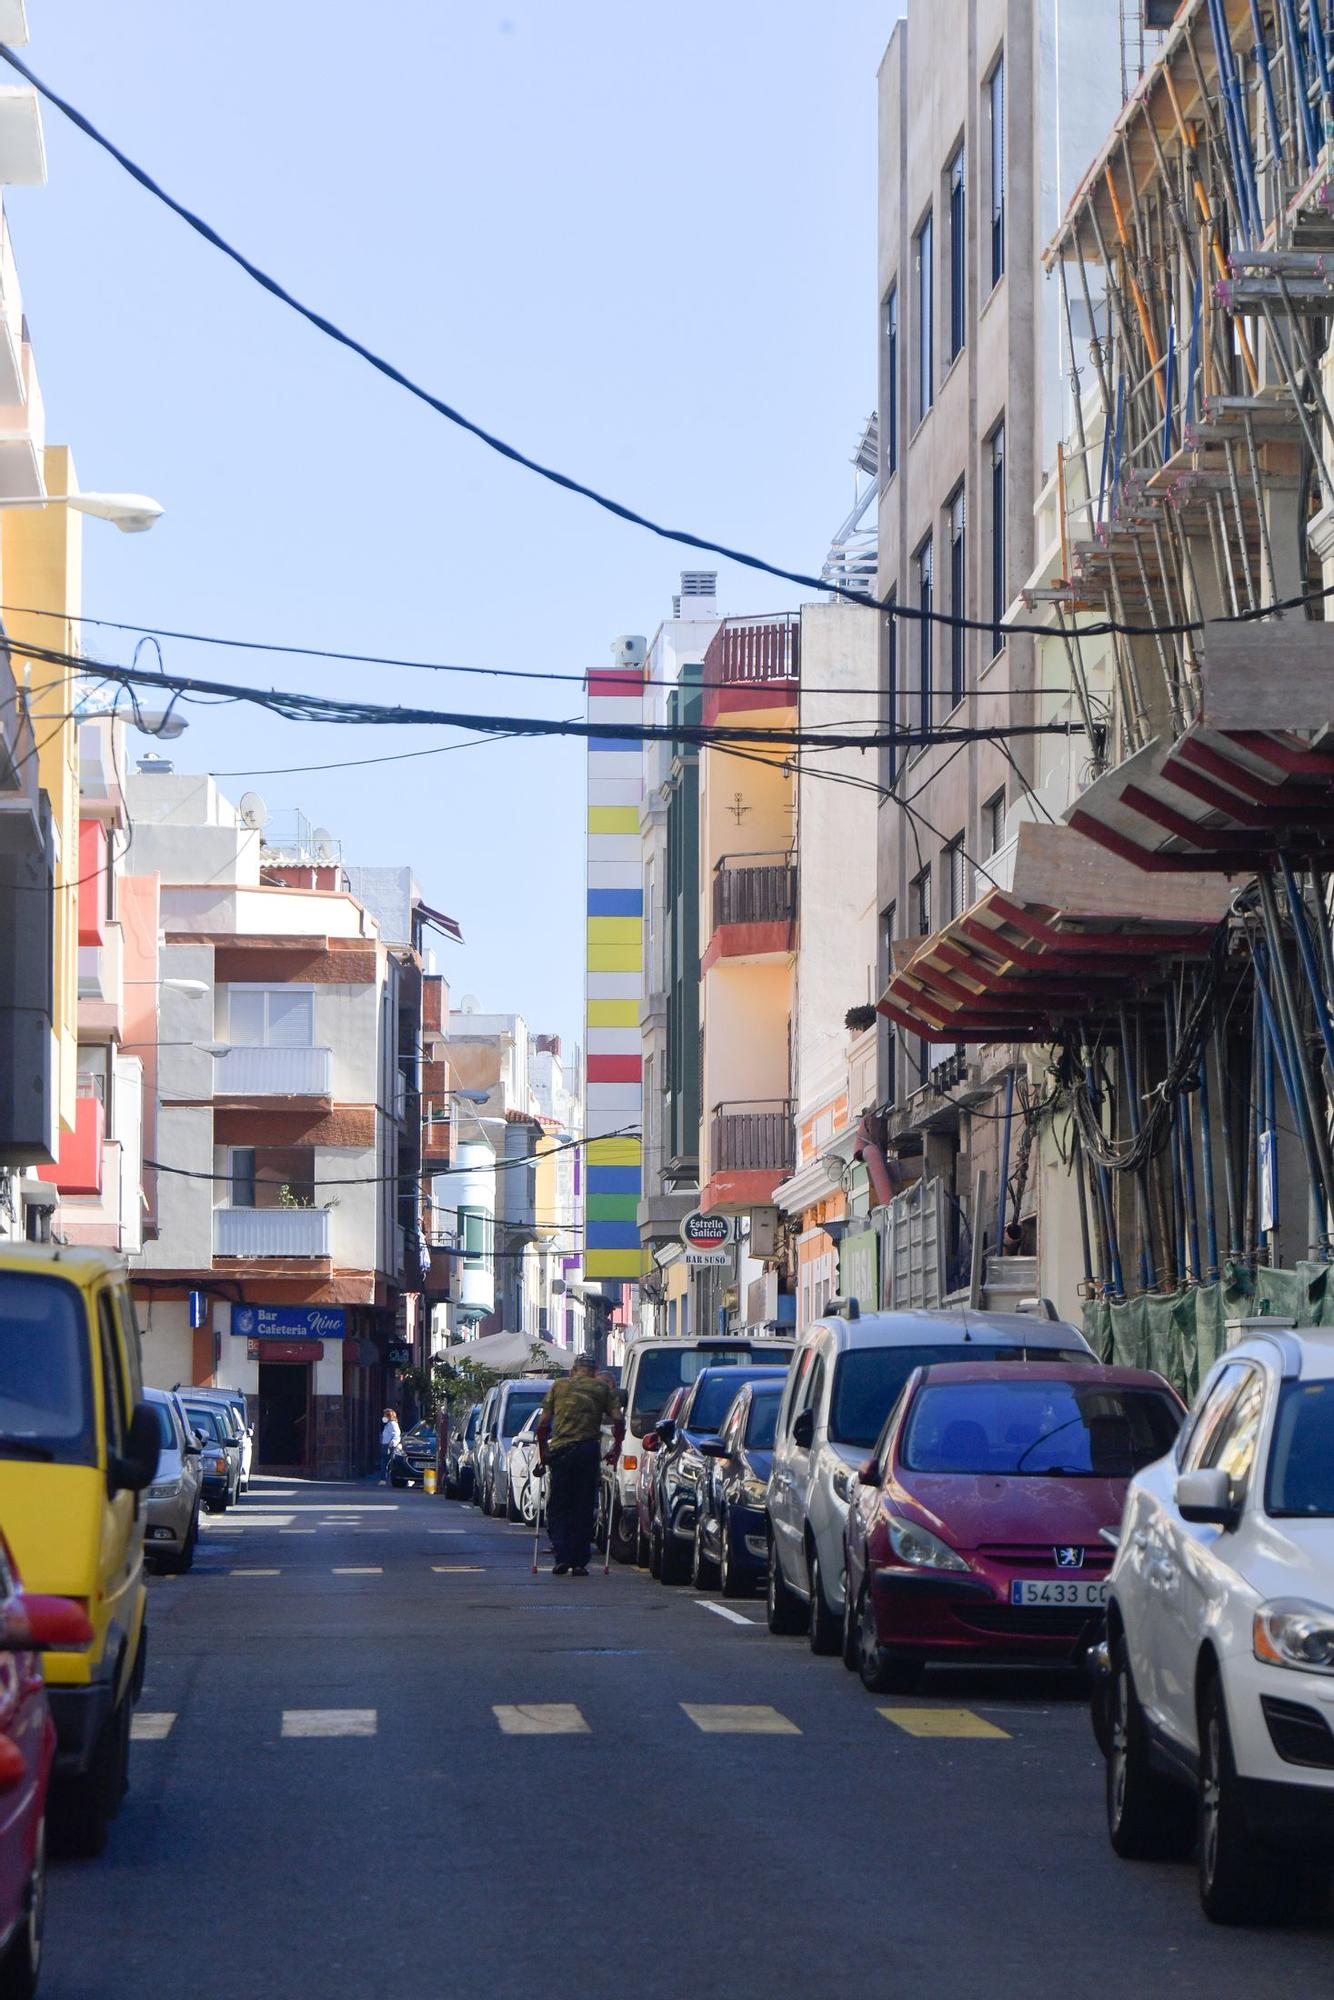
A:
0 1539 93 1998
843 1361 1184 1695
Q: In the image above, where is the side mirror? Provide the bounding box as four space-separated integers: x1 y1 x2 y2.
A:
792 1409 815 1450
109 1401 161 1498
642 1431 659 1452
858 1457 880 1488
0 1593 94 1652
183 1440 202 1457
656 1419 677 1447
698 1438 728 1459
1176 1467 1238 1529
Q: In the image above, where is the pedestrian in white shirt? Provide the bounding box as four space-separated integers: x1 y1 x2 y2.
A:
379 1408 401 1484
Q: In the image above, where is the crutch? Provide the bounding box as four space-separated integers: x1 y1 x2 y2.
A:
602 1457 612 1576
530 1462 546 1576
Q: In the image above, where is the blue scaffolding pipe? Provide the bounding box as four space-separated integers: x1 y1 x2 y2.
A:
1196 1023 1222 1282
1249 0 1284 175
1280 856 1334 1084
1279 0 1321 166
1163 996 1187 1283
1206 0 1262 237
1309 0 1333 119
996 1068 1015 1251
1095 1160 1125 1301
1117 1008 1153 1290
1251 936 1326 1236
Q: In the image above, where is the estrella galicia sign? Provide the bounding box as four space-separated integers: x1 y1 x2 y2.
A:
1053 1546 1085 1569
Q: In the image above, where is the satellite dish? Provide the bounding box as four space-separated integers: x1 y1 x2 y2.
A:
311 827 337 862
239 791 269 831
460 994 481 1014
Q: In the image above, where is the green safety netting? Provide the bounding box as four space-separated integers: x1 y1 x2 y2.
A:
1082 1263 1333 1400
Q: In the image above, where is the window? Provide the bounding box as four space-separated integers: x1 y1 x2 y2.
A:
989 424 1006 655
883 595 899 789
948 145 966 360
784 1348 815 1436
945 836 969 921
988 57 1005 287
229 986 314 1047
914 212 934 419
1201 1369 1266 1498
229 1147 256 1207
880 902 898 1102
1268 1381 1334 1516
948 484 966 708
461 1208 490 1265
97 1292 127 1456
884 286 898 476
0 1272 95 1466
983 789 1007 859
916 537 934 734
1181 1364 1252 1471
901 1379 1182 1476
912 866 932 938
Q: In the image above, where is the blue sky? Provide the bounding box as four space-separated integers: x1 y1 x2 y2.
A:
8 2 891 1047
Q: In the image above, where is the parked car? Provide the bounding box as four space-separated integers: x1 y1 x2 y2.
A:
0 1534 94 1996
1099 1325 1334 1924
445 1403 481 1500
400 1420 438 1484
649 1366 791 1584
607 1335 795 1564
844 1360 1184 1696
179 1402 241 1511
143 1390 204 1573
767 1299 1097 1653
178 1386 252 1492
476 1380 553 1519
0 1244 160 1859
507 1411 543 1525
634 1387 687 1567
692 1378 784 1596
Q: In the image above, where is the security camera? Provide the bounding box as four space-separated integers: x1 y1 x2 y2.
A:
611 635 647 668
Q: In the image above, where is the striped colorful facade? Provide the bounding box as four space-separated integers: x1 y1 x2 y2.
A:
584 662 644 1278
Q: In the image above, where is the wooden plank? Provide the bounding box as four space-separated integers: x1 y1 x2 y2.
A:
1200 619 1334 731
1009 821 1233 922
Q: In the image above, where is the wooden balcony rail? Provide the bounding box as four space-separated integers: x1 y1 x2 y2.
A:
712 853 797 929
702 614 801 685
710 1101 794 1173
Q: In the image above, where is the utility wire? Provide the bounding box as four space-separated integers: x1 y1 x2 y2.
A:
6 43 1334 645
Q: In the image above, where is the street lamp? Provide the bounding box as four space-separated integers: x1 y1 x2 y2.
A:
0 490 165 534
124 977 209 1000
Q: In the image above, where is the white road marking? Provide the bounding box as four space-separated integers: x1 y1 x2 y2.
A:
431 1564 484 1573
279 1529 318 1536
200 1514 295 1528
429 1529 465 1536
262 1504 399 1514
228 1568 280 1576
682 1704 800 1735
331 1566 383 1576
282 1708 377 1739
493 1704 589 1736
131 1712 176 1741
693 1599 759 1627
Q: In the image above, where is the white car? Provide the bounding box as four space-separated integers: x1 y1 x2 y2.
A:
1102 1325 1334 1923
507 1412 543 1526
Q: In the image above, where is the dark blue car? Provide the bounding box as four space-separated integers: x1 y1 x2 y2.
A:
652 1368 788 1584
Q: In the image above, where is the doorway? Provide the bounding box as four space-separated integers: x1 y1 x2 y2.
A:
257 1363 311 1469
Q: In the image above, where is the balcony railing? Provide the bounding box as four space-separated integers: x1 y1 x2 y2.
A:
710 1101 794 1174
214 1206 330 1257
214 1045 332 1097
702 614 800 687
713 853 797 929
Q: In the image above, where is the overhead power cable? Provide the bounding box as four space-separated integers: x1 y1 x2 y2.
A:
6 43 1334 646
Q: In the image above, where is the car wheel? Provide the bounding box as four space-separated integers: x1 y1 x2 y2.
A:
610 1497 638 1566
766 1535 805 1635
841 1572 859 1671
0 1814 45 1999
855 1579 921 1694
691 1521 718 1591
53 1694 129 1860
174 1506 199 1575
659 1518 689 1585
636 1518 652 1569
807 1552 841 1656
1197 1674 1301 1923
1105 1636 1193 1861
720 1516 749 1600
505 1481 522 1523
649 1520 664 1580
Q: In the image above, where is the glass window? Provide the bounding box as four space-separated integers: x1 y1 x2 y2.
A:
151 1400 177 1450
913 866 932 938
746 1389 781 1450
97 1292 127 1456
1181 1363 1251 1471
949 145 966 360
629 1345 790 1440
229 1147 256 1207
1200 1369 1265 1495
0 1273 96 1466
828 1342 1095 1449
989 57 1005 287
884 286 898 475
984 790 1007 858
691 1370 782 1435
948 485 966 707
501 1388 546 1438
461 1209 490 1265
183 1405 223 1442
915 212 934 419
916 537 933 733
228 987 314 1047
990 424 1006 654
1267 1381 1334 1516
901 1378 1182 1476
784 1347 815 1436
945 837 969 922
799 1355 826 1429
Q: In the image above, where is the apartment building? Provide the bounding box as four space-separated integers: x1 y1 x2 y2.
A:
124 770 418 1479
873 0 1123 1306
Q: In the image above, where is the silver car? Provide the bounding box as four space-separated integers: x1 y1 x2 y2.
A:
445 1403 481 1499
765 1302 1096 1652
180 1385 253 1491
506 1411 543 1525
143 1388 204 1572
180 1397 243 1510
477 1379 552 1519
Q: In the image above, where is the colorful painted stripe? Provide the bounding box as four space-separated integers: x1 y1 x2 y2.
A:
587 998 639 1028
586 1164 641 1195
587 1054 642 1084
587 806 639 835
587 889 643 917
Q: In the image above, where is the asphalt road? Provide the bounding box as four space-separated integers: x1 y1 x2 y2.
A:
40 1474 1334 2000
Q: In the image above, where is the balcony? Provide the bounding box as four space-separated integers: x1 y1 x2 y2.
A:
214 1206 330 1258
701 615 800 728
77 923 122 1038
35 1079 104 1197
213 1045 332 1099
705 853 797 969
704 1100 794 1215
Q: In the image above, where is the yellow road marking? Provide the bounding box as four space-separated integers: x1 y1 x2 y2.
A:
282 1709 377 1738
681 1704 800 1735
493 1704 589 1736
131 1712 176 1741
878 1707 1010 1740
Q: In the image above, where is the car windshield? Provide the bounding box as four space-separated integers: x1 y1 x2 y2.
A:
828 1343 1092 1449
1266 1381 1334 1516
406 1421 434 1443
629 1345 791 1438
0 1273 95 1466
901 1379 1182 1476
502 1390 546 1438
746 1391 781 1450
689 1370 782 1434
185 1406 224 1442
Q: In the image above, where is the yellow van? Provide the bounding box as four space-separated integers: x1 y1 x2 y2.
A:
0 1243 160 1856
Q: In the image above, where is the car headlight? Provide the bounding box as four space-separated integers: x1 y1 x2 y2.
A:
1254 1600 1334 1674
887 1517 970 1572
203 1451 227 1473
146 1479 181 1501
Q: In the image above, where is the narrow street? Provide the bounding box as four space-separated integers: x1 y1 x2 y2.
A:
42 1477 1334 2000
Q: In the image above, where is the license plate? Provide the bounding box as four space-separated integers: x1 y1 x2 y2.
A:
1010 1578 1106 1607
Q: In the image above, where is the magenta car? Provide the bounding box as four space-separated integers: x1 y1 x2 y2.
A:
843 1360 1184 1694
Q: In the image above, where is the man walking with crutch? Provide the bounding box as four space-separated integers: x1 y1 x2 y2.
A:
535 1353 622 1576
